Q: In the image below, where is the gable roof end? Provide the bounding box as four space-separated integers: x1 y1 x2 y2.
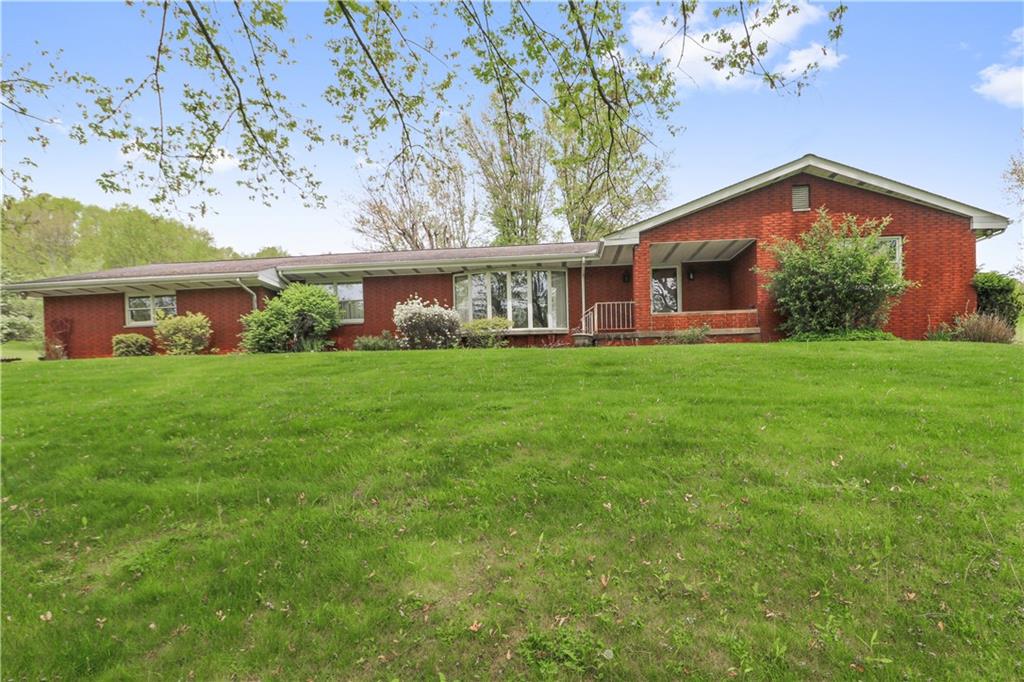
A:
602 154 1010 244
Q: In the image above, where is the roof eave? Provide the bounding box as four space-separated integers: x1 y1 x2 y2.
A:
603 154 1010 241
278 247 603 276
6 271 270 296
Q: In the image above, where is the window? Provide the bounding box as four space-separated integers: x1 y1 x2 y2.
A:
651 267 679 313
880 236 903 271
453 270 569 330
792 184 810 211
125 293 176 326
320 281 364 322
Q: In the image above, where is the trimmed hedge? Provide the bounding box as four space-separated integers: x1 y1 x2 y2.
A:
154 312 212 355
462 317 513 348
353 331 400 351
112 333 153 357
972 271 1024 327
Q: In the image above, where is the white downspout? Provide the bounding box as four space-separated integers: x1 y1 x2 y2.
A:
236 279 259 311
580 256 587 318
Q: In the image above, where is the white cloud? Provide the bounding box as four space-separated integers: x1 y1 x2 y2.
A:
210 149 238 173
777 42 845 76
629 0 839 92
973 27 1024 108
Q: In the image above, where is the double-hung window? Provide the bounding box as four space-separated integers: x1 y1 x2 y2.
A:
453 270 568 330
319 281 365 323
125 293 177 326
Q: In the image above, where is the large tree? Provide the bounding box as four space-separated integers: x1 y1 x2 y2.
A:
547 102 666 242
354 135 479 250
461 95 550 245
1 1 846 216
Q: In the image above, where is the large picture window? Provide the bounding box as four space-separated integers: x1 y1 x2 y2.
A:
651 267 680 313
453 270 568 330
320 281 364 322
125 293 176 326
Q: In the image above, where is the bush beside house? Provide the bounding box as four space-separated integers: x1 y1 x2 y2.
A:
392 296 461 349
154 312 213 355
112 333 154 357
972 271 1024 327
760 208 915 338
461 317 513 348
240 284 341 353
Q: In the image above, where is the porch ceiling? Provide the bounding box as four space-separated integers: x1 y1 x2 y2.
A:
649 238 754 266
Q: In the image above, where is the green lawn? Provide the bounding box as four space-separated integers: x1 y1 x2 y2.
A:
2 343 1022 679
0 339 42 362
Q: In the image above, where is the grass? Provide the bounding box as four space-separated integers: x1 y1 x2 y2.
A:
2 342 1022 680
0 339 42 362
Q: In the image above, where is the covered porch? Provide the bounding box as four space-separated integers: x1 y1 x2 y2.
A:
580 237 760 341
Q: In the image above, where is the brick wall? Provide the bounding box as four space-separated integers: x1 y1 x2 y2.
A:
329 265 633 349
44 286 267 359
633 173 975 340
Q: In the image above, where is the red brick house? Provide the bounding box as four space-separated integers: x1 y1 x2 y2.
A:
9 155 1009 358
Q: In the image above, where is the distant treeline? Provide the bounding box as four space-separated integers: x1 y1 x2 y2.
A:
1 194 288 341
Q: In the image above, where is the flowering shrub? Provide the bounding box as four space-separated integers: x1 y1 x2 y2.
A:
154 312 212 355
392 296 461 349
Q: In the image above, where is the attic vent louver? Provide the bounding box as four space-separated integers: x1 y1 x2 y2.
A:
792 185 810 212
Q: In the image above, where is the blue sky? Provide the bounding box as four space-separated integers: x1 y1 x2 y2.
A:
3 1 1022 272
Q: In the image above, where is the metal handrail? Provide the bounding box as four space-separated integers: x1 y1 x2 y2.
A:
580 301 634 335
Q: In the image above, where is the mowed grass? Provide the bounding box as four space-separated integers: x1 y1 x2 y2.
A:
0 340 42 362
2 343 1022 680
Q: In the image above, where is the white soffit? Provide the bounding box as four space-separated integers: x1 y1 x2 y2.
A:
649 239 755 265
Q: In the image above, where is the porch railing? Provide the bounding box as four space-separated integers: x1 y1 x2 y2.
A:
581 301 635 335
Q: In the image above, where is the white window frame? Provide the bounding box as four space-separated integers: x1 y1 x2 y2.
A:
452 269 569 331
650 265 682 314
124 292 177 328
319 280 365 324
880 236 903 271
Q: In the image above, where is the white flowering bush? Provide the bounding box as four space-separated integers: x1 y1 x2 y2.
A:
392 295 461 349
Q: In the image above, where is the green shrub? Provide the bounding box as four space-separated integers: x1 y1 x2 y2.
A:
950 312 1014 343
760 208 915 337
972 271 1024 327
786 329 899 342
658 324 711 345
392 296 461 349
240 284 340 353
353 330 400 351
153 312 212 355
112 333 154 357
462 317 513 348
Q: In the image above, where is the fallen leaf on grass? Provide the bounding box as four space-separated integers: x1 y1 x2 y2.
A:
600 574 609 589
